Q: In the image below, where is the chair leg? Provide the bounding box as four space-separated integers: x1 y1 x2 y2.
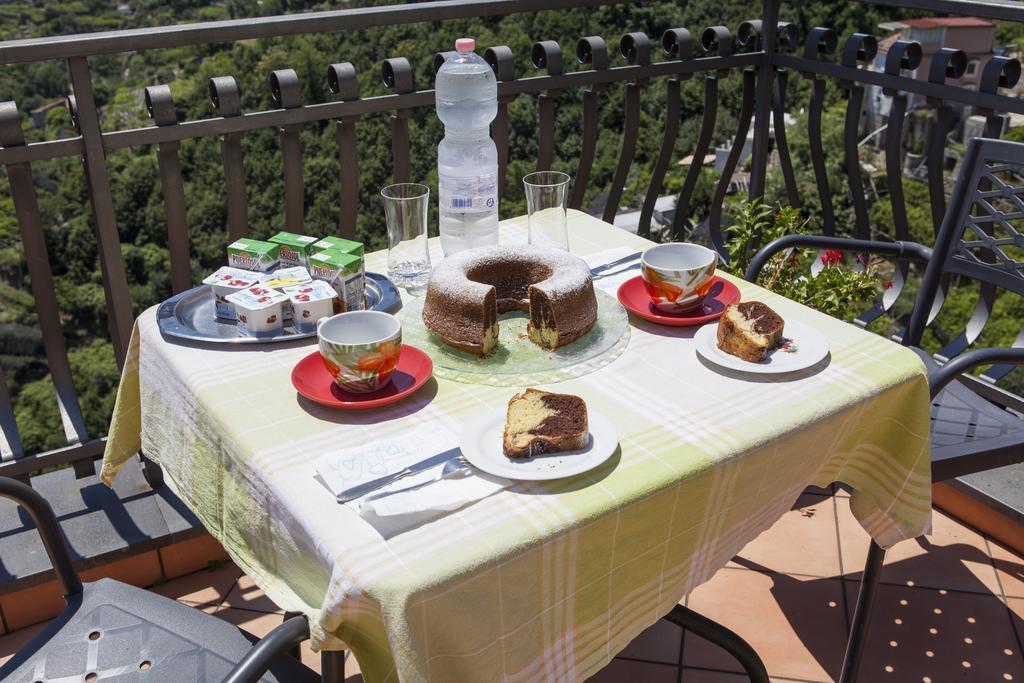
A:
321 649 346 683
664 604 769 683
284 611 303 659
140 451 164 488
839 540 886 683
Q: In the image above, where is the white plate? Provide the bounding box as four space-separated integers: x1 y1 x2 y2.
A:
694 320 829 374
460 407 619 481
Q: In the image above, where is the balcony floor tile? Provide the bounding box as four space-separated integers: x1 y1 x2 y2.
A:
989 537 1024 600
729 492 840 577
221 572 285 613
587 657 680 682
151 560 242 608
682 568 847 682
836 496 1002 596
842 582 1024 682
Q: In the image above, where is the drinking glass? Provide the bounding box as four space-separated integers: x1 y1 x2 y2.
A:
382 183 431 294
523 171 571 251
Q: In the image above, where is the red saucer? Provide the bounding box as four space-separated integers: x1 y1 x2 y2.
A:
617 275 741 326
291 345 433 409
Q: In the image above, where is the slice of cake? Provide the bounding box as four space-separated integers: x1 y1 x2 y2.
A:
716 302 785 362
502 389 589 458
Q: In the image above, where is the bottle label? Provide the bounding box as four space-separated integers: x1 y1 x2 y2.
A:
439 173 498 214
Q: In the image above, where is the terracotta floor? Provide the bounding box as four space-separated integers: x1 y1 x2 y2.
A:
1 488 1021 682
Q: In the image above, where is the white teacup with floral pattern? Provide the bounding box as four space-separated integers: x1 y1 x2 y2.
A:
317 311 402 393
640 243 719 312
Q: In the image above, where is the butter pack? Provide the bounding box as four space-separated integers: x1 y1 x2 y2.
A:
259 266 313 290
257 266 312 321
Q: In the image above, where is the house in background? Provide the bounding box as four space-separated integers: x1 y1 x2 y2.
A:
863 17 1001 180
876 17 996 99
867 17 996 124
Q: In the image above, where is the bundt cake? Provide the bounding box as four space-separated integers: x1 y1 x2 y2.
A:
716 301 785 362
422 245 598 356
503 388 589 458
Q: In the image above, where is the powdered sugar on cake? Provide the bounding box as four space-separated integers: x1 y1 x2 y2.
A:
422 244 598 355
428 245 593 298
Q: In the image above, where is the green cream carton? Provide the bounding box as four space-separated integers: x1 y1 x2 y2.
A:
309 249 364 311
268 231 319 268
312 236 364 262
227 238 280 273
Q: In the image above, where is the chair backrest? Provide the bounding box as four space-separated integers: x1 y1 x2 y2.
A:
905 137 1024 348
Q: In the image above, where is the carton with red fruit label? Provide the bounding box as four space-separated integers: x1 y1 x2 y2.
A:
284 280 340 333
226 285 288 337
203 266 260 319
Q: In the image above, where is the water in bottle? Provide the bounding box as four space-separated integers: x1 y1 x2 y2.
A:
436 37 499 255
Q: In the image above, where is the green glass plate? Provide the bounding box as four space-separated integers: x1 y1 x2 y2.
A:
398 289 630 386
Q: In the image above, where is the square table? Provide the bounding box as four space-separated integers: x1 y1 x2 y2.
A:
102 211 932 682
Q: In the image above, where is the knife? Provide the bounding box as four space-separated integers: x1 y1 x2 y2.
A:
335 447 462 503
590 252 641 276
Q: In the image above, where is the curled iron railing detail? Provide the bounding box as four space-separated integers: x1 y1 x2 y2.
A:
145 84 192 296
532 40 563 173
271 69 306 230
637 28 692 239
841 33 877 243
601 32 649 225
327 62 361 237
569 36 607 211
209 75 249 241
672 27 730 241
383 57 415 184
709 66 756 258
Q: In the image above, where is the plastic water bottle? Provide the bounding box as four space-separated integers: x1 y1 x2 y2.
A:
436 37 499 255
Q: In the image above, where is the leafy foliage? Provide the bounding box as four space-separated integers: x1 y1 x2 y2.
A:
724 201 886 320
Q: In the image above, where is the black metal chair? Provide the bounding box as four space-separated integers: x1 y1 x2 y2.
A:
0 477 321 683
745 136 1024 683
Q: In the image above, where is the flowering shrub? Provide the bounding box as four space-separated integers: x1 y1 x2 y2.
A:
724 201 887 320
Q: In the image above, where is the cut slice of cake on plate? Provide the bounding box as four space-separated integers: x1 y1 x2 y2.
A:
502 388 589 458
716 301 784 362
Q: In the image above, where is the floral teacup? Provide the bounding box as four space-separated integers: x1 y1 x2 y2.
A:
317 311 402 393
640 243 719 312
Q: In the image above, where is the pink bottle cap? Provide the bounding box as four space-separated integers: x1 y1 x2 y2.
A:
455 38 476 52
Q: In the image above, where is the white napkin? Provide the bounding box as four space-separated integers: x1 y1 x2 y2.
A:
315 423 509 528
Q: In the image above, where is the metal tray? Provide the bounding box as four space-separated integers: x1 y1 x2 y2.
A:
157 272 401 344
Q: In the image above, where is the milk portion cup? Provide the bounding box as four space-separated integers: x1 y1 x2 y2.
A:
286 280 340 334
203 266 259 320
640 243 719 312
227 284 288 337
317 311 402 393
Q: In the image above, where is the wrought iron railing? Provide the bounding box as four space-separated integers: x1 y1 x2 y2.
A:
0 0 1022 484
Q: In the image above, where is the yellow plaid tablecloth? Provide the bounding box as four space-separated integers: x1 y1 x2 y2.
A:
102 212 931 682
